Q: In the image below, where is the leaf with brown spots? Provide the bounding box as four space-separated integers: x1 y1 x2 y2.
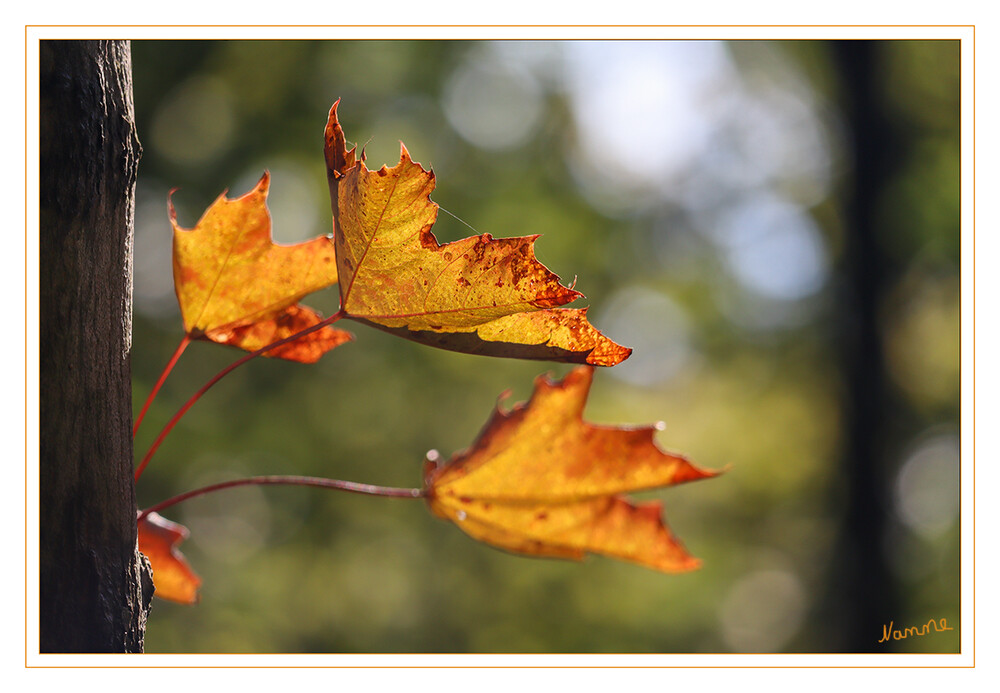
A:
171 172 352 362
325 101 630 366
137 512 201 604
424 367 717 572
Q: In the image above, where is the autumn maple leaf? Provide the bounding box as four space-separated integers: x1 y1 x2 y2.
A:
137 512 201 604
423 367 716 572
324 101 630 366
171 172 352 363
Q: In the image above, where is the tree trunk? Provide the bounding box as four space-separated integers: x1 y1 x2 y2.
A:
39 40 152 653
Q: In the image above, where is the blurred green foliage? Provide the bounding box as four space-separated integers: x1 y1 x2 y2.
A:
128 39 960 653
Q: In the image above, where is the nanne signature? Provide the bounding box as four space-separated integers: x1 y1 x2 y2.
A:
879 618 953 643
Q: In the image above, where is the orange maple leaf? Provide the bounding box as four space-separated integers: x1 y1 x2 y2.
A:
424 367 717 572
137 512 201 604
171 172 352 362
324 101 630 366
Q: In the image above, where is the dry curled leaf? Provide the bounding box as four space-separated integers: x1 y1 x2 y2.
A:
137 512 201 604
424 367 717 572
325 100 630 366
171 172 351 362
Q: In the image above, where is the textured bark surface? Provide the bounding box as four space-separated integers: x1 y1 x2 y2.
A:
39 40 153 653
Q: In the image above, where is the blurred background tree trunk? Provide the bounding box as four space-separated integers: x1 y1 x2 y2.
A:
39 39 152 653
821 40 901 652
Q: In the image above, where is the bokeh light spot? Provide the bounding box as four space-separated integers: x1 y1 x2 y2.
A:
719 569 807 652
597 287 693 387
894 434 960 538
443 59 543 150
714 194 829 301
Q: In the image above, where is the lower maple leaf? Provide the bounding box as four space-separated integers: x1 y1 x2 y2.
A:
424 367 717 572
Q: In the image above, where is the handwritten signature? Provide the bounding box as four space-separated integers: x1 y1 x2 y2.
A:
879 618 954 643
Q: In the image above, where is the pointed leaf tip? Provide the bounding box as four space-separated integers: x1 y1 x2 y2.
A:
325 99 356 179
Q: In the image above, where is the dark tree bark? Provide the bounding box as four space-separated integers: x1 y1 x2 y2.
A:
39 40 153 653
